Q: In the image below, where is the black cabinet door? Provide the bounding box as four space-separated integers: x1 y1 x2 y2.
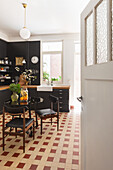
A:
0 39 7 58
28 89 52 110
0 89 11 113
29 88 69 112
7 42 29 77
29 41 40 85
37 91 52 110
53 89 69 112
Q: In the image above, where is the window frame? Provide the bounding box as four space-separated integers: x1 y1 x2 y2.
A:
41 41 63 85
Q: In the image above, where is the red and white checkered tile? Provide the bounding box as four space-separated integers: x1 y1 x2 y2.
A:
0 110 80 170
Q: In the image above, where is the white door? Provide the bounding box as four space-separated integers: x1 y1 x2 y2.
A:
81 0 113 170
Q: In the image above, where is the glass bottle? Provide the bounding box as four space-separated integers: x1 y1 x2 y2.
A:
20 88 28 102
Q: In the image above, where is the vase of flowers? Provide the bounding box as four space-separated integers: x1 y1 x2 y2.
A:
9 83 21 102
22 69 37 85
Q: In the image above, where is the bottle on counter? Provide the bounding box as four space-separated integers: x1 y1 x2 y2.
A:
20 88 28 102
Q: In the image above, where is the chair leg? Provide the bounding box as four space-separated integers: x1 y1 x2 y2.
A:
3 108 5 151
41 118 42 135
15 128 17 138
33 121 35 140
23 109 25 153
3 132 4 151
51 116 52 125
35 113 38 127
57 115 59 131
23 133 25 153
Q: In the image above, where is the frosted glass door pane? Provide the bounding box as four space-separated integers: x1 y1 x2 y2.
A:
96 0 107 64
86 13 93 66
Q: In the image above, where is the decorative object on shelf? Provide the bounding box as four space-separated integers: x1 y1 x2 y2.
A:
9 83 21 102
31 56 39 64
22 59 26 64
20 88 28 102
15 67 20 72
15 57 24 66
19 3 31 40
19 69 37 85
4 57 8 64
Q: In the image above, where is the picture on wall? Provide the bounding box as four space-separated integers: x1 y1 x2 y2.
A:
15 57 23 66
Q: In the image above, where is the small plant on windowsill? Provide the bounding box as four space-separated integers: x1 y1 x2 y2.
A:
43 72 50 81
51 76 61 85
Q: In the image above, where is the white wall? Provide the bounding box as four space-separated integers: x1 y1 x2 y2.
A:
0 31 9 41
2 33 80 105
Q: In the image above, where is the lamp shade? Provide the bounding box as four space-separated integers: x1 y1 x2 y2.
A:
19 27 30 40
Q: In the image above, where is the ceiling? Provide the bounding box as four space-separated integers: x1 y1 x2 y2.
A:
0 0 90 38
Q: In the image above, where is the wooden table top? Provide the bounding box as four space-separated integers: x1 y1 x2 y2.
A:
0 85 70 91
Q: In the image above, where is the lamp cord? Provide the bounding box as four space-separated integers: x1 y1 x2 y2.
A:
24 7 26 28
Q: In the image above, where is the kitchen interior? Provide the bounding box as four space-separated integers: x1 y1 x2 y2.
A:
0 0 88 169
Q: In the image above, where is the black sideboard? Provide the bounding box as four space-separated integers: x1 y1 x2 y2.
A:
29 88 69 112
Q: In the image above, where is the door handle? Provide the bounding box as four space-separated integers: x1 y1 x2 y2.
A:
77 96 82 102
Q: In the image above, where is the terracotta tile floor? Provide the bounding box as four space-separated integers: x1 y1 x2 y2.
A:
0 109 80 170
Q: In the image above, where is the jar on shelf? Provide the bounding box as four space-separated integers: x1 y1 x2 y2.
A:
1 60 4 64
4 57 8 64
20 88 28 102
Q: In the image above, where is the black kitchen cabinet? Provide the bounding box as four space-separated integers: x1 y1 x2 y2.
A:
0 89 11 114
36 91 52 110
29 88 69 112
29 41 40 85
53 89 69 112
0 39 7 58
7 42 28 78
7 41 40 85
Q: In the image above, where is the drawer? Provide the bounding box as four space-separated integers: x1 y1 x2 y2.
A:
59 93 69 101
53 89 69 94
54 104 69 112
59 105 69 112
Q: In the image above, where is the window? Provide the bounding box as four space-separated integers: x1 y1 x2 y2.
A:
96 0 107 64
86 12 93 66
42 41 63 84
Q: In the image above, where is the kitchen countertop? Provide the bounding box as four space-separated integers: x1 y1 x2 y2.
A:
0 85 70 91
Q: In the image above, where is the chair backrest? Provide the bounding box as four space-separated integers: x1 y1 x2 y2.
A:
49 95 59 103
4 104 26 114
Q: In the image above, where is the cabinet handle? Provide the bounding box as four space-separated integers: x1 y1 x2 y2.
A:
60 107 62 108
59 93 62 95
60 102 63 104
60 97 62 99
59 90 63 92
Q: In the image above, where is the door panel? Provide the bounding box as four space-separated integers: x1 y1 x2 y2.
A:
84 80 113 170
81 0 113 170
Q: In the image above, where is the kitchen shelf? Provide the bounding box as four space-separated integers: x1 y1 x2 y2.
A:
0 77 11 80
0 64 11 67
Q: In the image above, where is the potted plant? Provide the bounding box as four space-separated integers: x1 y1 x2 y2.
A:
9 83 21 102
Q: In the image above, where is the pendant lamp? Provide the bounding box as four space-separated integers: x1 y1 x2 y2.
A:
19 3 30 40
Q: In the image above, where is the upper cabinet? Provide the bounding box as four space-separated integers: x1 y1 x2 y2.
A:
7 41 40 85
29 41 40 85
0 39 7 58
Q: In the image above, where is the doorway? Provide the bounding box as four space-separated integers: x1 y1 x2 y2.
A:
74 41 81 111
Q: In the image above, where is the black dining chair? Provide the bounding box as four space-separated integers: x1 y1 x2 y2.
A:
35 95 59 135
2 104 35 153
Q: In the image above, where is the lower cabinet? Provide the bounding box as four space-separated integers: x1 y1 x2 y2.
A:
29 88 69 112
0 89 11 114
53 89 69 112
37 91 52 110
